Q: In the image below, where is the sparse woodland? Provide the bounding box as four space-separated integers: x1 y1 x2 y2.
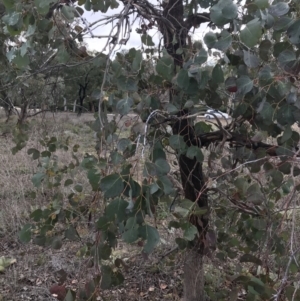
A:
1 0 300 300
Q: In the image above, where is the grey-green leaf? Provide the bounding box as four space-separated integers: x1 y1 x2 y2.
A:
240 18 262 48
287 19 300 45
236 76 253 95
139 225 160 253
100 174 124 198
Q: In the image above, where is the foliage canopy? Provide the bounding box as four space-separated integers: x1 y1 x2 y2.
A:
1 0 300 299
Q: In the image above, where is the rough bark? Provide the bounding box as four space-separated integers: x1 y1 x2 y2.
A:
159 0 211 298
184 248 205 301
172 112 208 301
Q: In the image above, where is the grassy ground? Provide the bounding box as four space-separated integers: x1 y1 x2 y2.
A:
0 112 189 301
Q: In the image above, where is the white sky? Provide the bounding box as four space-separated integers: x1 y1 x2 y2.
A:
80 2 210 54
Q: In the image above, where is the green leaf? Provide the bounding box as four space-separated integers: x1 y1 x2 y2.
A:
64 179 73 186
240 254 262 265
212 64 224 84
100 265 112 289
269 2 289 17
3 12 21 26
273 42 293 57
141 34 155 46
32 172 45 188
65 226 79 241
169 135 187 153
74 183 83 192
13 53 29 69
52 237 62 249
157 175 174 194
177 69 190 89
186 146 204 163
183 223 198 241
96 216 110 231
240 18 262 48
56 46 70 63
156 56 174 81
269 170 283 186
175 237 188 250
34 0 51 14
110 0 119 9
259 101 274 126
61 5 75 21
194 48 207 64
144 162 158 177
247 184 264 205
30 209 43 222
236 75 253 95
194 122 212 135
64 289 76 301
243 51 259 68
139 225 160 253
274 17 294 31
3 0 15 8
87 168 100 191
99 243 112 260
259 66 273 86
105 198 128 222
132 50 143 71
234 177 248 195
26 23 36 37
281 127 292 143
116 76 137 91
116 98 133 115
204 32 217 49
27 148 40 160
287 19 300 45
100 174 124 198
19 224 32 243
277 104 295 126
222 2 238 19
210 0 237 26
259 40 272 61
214 30 232 51
122 221 139 243
278 49 296 65
155 158 170 175
254 0 269 9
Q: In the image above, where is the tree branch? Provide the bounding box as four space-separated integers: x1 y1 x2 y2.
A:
184 12 211 31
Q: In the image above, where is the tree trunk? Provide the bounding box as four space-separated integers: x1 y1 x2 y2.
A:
184 247 205 301
73 99 77 113
159 1 210 299
63 97 67 112
172 115 208 301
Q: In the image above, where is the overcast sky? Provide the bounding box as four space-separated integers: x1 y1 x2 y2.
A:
79 3 210 55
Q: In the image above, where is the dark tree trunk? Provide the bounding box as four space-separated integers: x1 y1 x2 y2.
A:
159 1 210 300
172 111 208 301
78 82 88 116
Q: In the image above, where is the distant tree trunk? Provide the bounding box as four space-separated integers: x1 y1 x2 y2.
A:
73 99 77 113
63 97 67 111
88 101 95 113
159 1 210 300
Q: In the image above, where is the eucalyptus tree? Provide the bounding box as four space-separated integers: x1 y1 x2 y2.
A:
4 0 300 300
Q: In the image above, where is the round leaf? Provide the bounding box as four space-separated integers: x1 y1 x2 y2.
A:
99 174 124 198
236 75 253 95
287 19 300 45
240 18 262 48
